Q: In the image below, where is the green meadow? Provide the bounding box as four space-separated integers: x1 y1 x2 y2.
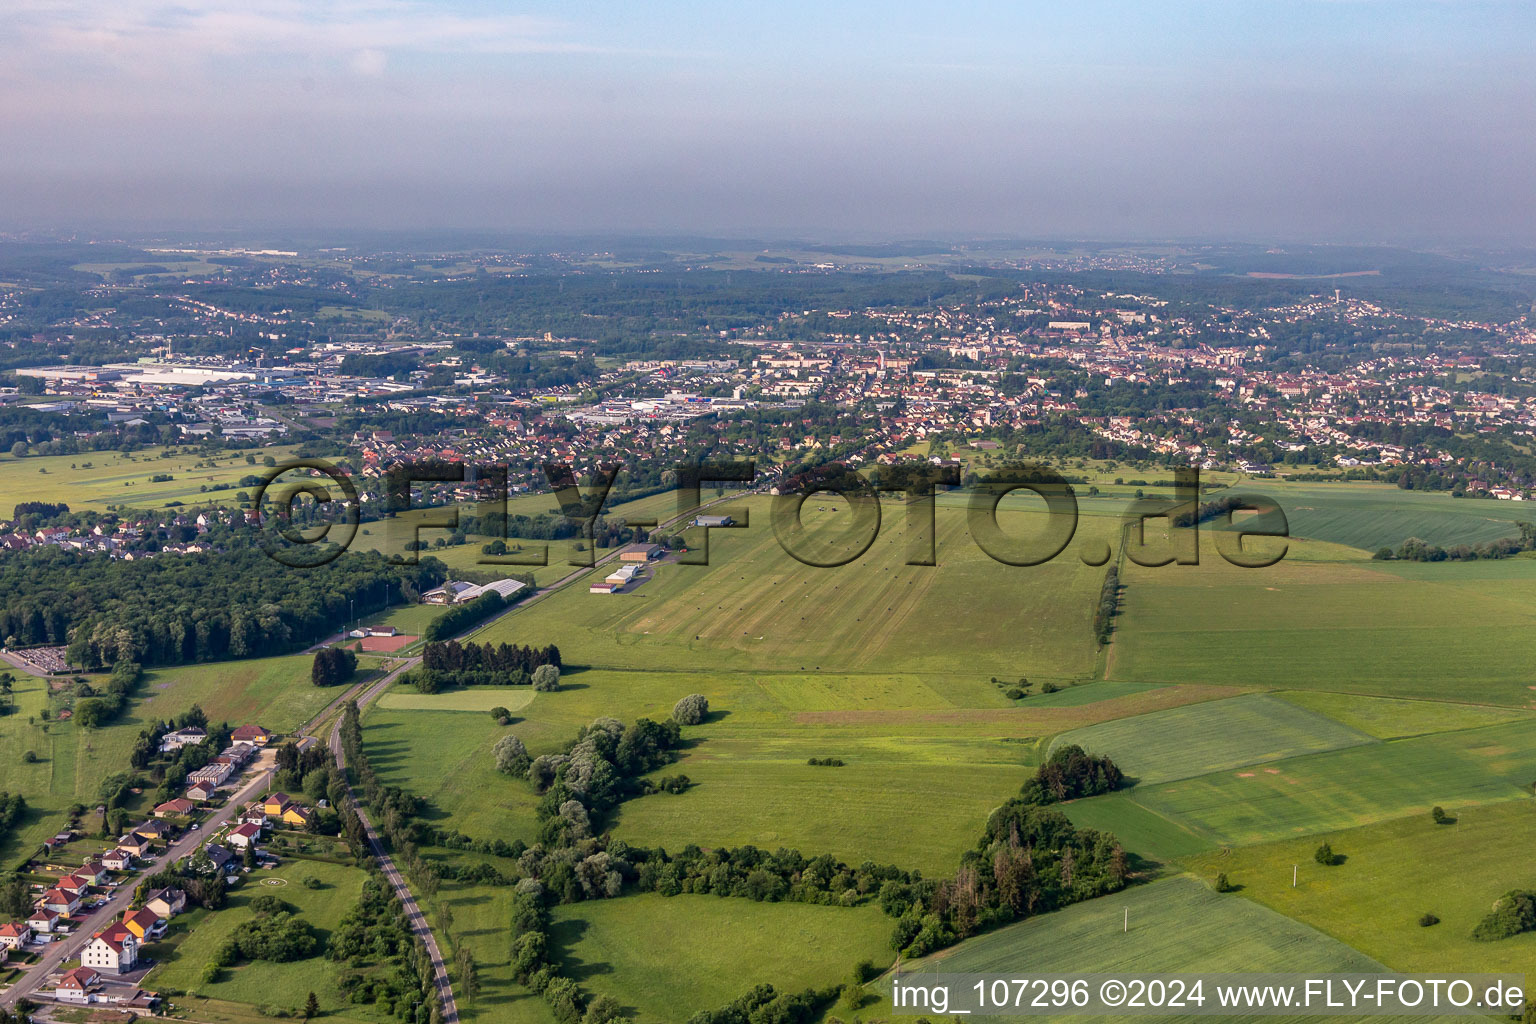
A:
1183 801 1536 975
149 859 381 1020
549 894 892 1022
1051 693 1377 785
0 445 304 511
867 876 1403 1024
1126 718 1536 847
1110 536 1536 706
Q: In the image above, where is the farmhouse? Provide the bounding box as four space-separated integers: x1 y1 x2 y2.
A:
153 798 195 817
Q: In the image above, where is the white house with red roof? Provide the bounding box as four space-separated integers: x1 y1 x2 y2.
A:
0 922 32 950
57 966 101 1002
82 922 138 973
226 822 262 849
39 888 80 915
27 908 60 933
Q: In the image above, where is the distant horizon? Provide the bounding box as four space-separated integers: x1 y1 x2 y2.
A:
4 2 1535 244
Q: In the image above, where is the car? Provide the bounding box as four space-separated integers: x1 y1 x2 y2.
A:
189 823 199 831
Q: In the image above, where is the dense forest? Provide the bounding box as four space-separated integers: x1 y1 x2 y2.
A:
0 546 445 668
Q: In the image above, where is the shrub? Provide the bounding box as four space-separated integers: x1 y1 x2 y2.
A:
1472 890 1536 941
1004 687 1025 700
1418 912 1439 927
1214 872 1233 893
1314 842 1339 866
672 693 709 725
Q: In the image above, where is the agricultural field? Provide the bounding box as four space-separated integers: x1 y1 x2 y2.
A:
478 495 1116 680
137 653 353 731
1182 801 1536 975
148 859 383 1021
1109 532 1536 706
548 894 892 1022
1114 718 1536 848
0 445 304 512
866 876 1405 1023
1050 693 1376 785
1249 480 1536 552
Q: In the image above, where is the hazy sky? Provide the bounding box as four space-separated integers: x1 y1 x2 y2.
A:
3 0 1535 242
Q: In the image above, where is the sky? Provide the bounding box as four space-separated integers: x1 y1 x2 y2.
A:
2 0 1535 243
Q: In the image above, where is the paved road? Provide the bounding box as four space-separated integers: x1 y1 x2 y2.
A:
0 662 396 1008
311 487 759 1024
324 658 456 1022
1 763 274 1006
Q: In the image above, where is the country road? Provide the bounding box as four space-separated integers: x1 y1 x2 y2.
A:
313 484 761 1022
1 486 761 1014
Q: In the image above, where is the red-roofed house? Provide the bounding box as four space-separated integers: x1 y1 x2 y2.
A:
82 923 138 974
232 725 273 746
121 907 163 940
227 822 261 849
27 908 60 933
154 798 195 818
57 966 101 1002
0 922 32 950
39 888 79 915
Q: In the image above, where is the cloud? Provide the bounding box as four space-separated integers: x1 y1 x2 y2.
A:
2 0 608 74
349 48 387 77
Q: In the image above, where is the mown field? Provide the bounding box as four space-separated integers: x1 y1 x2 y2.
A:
549 894 892 1022
866 876 1407 1024
1051 693 1376 785
0 444 304 511
1089 718 1536 852
479 496 1116 680
1250 480 1535 552
1109 535 1536 706
1182 801 1536 975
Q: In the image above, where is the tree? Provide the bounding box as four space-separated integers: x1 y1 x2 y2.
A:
9 442 25 459
531 664 561 692
1314 842 1339 866
672 693 709 725
493 734 530 777
312 647 357 687
303 992 320 1020
582 995 622 1024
